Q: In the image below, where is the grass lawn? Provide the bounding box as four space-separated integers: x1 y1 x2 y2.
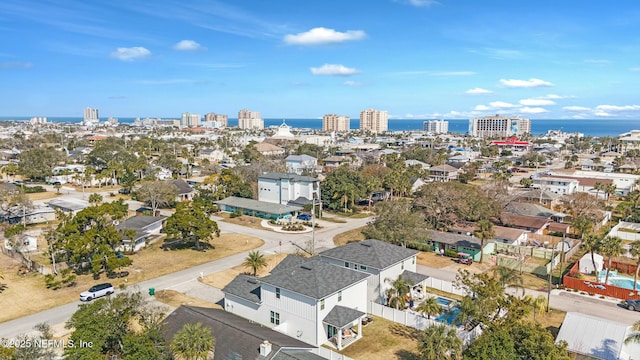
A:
200 252 291 289
0 233 263 323
333 226 366 246
338 316 420 360
218 212 273 231
417 252 458 269
524 308 567 337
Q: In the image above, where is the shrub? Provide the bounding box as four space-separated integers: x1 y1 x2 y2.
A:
22 185 46 193
230 208 243 218
408 242 432 252
444 249 459 258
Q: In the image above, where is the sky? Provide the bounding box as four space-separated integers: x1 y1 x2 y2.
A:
1 0 640 120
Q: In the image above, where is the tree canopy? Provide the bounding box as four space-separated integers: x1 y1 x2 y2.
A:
164 201 220 251
362 200 430 248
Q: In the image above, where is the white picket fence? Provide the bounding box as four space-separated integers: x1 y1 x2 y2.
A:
368 301 441 330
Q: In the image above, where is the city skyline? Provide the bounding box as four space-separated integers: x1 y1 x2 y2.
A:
1 1 639 120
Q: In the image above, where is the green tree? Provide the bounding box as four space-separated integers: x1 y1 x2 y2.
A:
170 322 215 360
519 177 533 188
582 234 603 276
362 200 430 248
463 327 517 360
474 220 494 264
415 297 442 319
243 250 267 276
164 202 220 251
18 147 65 180
88 193 103 205
625 320 640 345
419 324 462 360
630 240 640 292
385 275 410 310
601 236 624 284
494 266 524 296
320 165 365 212
136 181 178 215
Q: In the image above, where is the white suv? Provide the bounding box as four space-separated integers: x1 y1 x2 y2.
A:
80 283 114 301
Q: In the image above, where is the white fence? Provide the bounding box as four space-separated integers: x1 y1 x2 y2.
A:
368 301 441 330
274 347 353 360
423 277 469 297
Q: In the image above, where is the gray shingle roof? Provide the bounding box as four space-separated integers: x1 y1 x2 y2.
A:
318 239 418 270
272 349 327 360
116 215 165 231
259 259 369 300
215 196 303 214
401 270 428 286
170 179 194 195
222 274 261 304
285 154 317 162
322 305 366 328
427 230 482 249
258 172 319 182
270 254 309 274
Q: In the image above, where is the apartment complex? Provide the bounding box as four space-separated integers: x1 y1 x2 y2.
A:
238 109 264 129
359 108 388 133
423 119 448 134
322 114 350 132
204 112 228 127
468 114 530 138
181 112 201 127
83 107 99 122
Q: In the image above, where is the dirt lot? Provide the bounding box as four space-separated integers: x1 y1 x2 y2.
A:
333 227 366 246
154 289 221 309
201 253 291 289
26 191 61 201
0 233 263 323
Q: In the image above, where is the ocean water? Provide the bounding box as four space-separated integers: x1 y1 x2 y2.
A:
1 117 637 137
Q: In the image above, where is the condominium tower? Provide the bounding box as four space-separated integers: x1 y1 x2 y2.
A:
181 112 201 127
423 120 448 134
204 112 228 127
359 108 388 133
83 107 99 122
322 114 350 132
468 114 531 138
238 109 264 129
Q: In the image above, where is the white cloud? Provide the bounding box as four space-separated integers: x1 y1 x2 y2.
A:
474 105 491 111
110 47 151 61
563 106 591 111
310 64 359 76
343 80 364 86
466 88 493 95
540 94 574 99
500 78 553 88
519 98 556 106
173 40 204 51
489 101 518 108
520 107 548 114
594 111 612 117
284 27 366 45
595 104 640 111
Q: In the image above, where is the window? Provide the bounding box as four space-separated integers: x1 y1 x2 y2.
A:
344 262 349 268
270 311 280 325
412 256 415 265
359 265 367 271
401 262 404 270
320 299 325 310
276 288 280 299
338 291 342 302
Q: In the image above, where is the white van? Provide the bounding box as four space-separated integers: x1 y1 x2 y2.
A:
80 283 114 301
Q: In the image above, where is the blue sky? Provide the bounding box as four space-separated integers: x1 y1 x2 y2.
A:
1 0 640 120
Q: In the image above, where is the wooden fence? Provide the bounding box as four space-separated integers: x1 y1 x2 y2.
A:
563 262 640 300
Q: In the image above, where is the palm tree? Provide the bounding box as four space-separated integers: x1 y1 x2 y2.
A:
385 275 410 310
416 297 442 319
626 320 640 345
242 251 267 277
582 234 603 276
494 266 524 296
88 193 103 205
418 324 463 360
593 182 604 200
474 219 494 264
601 236 624 285
524 294 547 322
605 183 617 206
171 322 215 360
630 240 640 292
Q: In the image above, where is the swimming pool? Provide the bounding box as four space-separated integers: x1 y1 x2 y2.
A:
435 297 453 307
598 270 640 290
435 307 461 326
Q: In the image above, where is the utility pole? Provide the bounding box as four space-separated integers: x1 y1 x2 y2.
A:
311 198 316 255
547 249 554 312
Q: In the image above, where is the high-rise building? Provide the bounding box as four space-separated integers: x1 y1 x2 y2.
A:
423 120 448 134
322 114 350 132
238 109 264 129
204 112 228 127
181 112 201 127
359 108 388 133
83 107 99 122
468 114 531 138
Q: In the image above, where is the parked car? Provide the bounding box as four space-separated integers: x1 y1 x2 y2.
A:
457 254 473 265
297 213 312 221
625 299 640 311
80 283 114 301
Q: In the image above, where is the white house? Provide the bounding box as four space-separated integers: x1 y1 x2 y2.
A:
318 239 422 304
222 258 369 350
532 176 579 195
115 215 166 252
579 252 604 275
285 154 318 175
4 234 37 252
198 148 225 163
257 173 320 206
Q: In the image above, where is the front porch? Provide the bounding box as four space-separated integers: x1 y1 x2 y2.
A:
323 305 366 350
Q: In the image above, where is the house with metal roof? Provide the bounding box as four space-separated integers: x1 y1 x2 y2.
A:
215 196 303 220
222 258 369 351
318 239 423 304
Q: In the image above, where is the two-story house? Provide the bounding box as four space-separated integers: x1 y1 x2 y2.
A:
428 164 459 182
318 239 422 304
285 154 318 175
258 173 320 206
222 259 369 350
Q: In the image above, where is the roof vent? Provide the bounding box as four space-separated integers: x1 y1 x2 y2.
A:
360 242 371 247
247 278 258 284
301 264 313 270
259 341 272 356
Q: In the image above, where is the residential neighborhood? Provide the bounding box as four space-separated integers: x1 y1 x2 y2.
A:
1 117 640 360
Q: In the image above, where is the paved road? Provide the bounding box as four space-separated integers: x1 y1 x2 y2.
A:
0 207 371 338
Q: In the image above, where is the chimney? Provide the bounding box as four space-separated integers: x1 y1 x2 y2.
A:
259 340 272 356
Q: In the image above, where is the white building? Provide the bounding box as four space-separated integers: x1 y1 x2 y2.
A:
359 109 388 133
285 154 318 175
238 109 264 129
423 119 448 134
468 114 530 138
83 107 99 125
257 173 320 206
181 112 201 127
578 253 604 275
532 176 579 195
204 112 228 127
323 114 350 132
619 129 640 152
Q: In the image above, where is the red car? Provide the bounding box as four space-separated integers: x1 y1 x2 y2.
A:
458 255 473 265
